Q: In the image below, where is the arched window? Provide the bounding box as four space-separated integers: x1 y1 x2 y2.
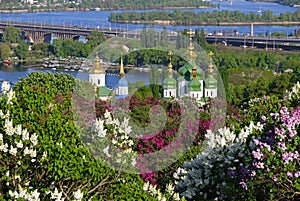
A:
170 91 172 97
98 79 100 85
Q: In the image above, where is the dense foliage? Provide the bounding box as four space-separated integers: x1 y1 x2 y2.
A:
175 82 300 200
0 70 299 200
0 73 160 200
109 9 300 25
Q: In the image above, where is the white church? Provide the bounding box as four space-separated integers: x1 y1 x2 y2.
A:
89 29 218 102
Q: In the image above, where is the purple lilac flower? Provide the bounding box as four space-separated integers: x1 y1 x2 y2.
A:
239 181 248 190
228 170 236 178
252 149 263 160
282 152 295 164
277 141 287 151
250 170 256 177
287 171 293 178
254 162 264 169
294 172 300 178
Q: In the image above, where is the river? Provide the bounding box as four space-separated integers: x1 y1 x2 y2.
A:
0 0 299 35
0 63 151 89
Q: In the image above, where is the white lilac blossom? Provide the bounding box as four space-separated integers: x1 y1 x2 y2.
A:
287 81 300 100
73 189 83 201
8 185 40 201
1 81 10 94
50 188 64 201
143 181 184 201
175 123 262 200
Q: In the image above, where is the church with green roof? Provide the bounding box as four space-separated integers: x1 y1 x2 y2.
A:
89 29 217 102
163 29 218 102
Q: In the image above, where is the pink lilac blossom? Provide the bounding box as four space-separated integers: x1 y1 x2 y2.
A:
252 149 263 160
286 171 293 178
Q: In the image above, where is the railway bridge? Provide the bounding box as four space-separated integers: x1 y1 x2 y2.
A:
0 20 127 43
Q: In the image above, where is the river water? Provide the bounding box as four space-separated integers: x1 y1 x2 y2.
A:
0 63 152 89
0 0 299 35
0 0 299 87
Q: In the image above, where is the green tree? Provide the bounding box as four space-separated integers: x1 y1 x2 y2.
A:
160 27 168 47
140 26 147 48
14 41 29 60
195 28 207 49
0 44 12 59
149 65 161 98
3 26 21 44
86 31 106 50
31 42 52 59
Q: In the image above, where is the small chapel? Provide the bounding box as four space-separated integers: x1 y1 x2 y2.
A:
89 29 218 102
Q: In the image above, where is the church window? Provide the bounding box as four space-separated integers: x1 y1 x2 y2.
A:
211 91 213 97
98 79 100 85
170 91 172 97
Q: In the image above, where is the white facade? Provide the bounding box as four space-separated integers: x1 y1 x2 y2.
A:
164 89 177 98
205 88 218 98
89 73 105 87
116 86 128 96
177 80 189 98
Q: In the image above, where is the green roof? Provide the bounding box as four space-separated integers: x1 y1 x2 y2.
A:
189 77 201 91
178 61 203 81
205 76 218 89
163 77 177 89
98 86 111 97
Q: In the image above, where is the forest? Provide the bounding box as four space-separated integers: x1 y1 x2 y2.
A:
109 9 300 25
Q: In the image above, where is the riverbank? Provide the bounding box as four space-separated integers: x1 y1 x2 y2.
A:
113 20 300 26
0 5 212 14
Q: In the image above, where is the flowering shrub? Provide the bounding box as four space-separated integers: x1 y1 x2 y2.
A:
0 81 84 201
245 105 300 200
175 122 263 200
175 82 300 200
1 73 162 200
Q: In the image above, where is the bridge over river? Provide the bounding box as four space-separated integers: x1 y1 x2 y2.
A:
0 20 300 51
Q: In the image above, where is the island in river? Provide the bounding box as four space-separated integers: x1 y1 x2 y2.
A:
109 9 300 26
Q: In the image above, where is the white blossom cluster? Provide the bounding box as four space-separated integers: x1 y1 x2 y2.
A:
9 185 83 201
286 81 300 100
93 110 137 168
247 97 261 108
9 185 40 201
143 182 185 201
1 84 84 201
1 81 15 104
0 110 38 161
175 122 263 200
